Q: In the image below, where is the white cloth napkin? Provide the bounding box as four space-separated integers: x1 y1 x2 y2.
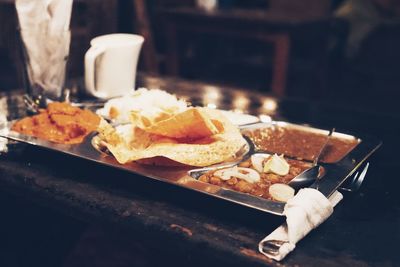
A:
259 188 343 261
16 0 73 97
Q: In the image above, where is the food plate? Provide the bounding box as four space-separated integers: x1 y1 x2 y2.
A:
0 120 382 216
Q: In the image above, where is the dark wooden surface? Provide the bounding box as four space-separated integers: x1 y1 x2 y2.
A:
0 74 399 266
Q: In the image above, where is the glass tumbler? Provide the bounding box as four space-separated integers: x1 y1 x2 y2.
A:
18 28 70 105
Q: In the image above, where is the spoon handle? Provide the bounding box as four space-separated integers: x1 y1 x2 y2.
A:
313 128 335 166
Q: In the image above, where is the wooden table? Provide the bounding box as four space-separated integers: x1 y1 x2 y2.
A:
0 74 399 266
159 7 337 97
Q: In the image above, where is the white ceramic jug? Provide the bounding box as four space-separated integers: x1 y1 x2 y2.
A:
84 34 144 98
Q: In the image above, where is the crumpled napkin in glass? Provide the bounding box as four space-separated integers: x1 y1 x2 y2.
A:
15 0 73 99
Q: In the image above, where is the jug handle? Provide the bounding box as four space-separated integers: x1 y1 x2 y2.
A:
85 46 106 98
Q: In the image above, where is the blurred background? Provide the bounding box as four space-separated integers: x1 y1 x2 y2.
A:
1 0 399 110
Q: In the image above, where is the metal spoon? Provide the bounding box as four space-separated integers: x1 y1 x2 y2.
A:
313 128 335 190
288 165 320 190
288 128 335 190
23 87 74 115
313 128 335 166
23 94 42 114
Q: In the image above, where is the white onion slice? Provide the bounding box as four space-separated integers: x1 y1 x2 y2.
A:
269 183 295 202
214 166 260 183
250 153 271 173
263 154 290 176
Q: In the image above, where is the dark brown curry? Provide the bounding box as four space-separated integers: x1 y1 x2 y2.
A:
243 125 359 163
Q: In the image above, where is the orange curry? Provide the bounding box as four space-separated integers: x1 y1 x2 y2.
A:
12 102 100 144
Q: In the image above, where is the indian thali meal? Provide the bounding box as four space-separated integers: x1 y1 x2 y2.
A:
10 88 359 203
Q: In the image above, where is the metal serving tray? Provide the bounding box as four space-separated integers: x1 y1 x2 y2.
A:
0 121 382 216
